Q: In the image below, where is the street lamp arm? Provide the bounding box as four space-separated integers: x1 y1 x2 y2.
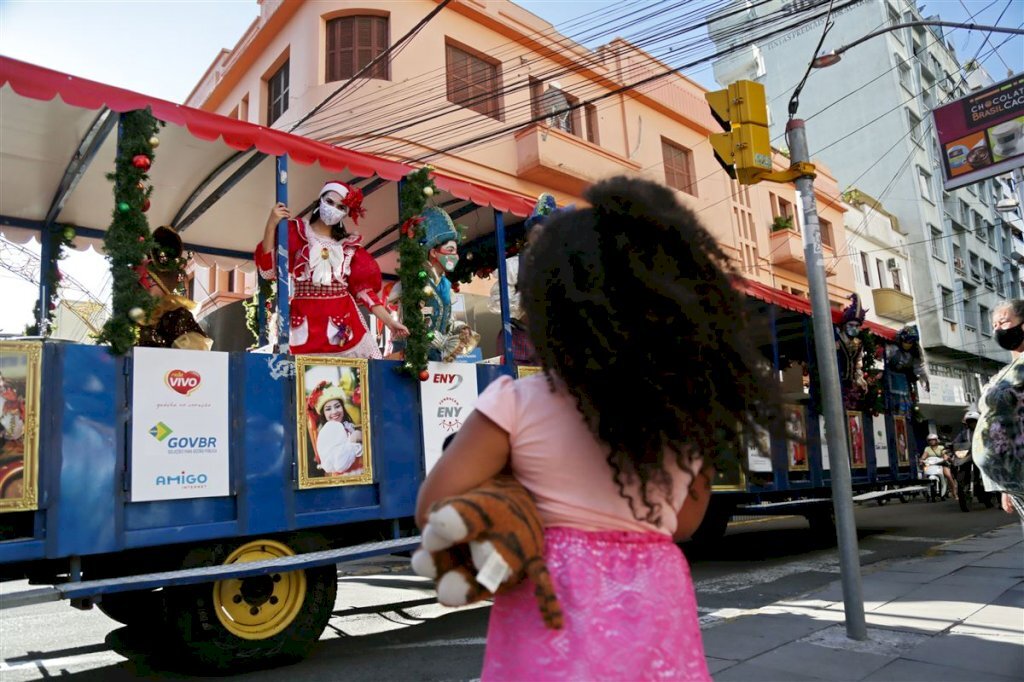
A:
827 21 1024 60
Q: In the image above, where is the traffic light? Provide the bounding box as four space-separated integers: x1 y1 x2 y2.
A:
705 80 773 185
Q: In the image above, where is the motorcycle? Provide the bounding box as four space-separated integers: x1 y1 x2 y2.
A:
921 455 948 502
949 449 996 512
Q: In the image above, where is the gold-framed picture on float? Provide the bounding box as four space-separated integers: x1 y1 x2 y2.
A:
0 341 41 512
517 365 542 379
893 415 910 466
784 404 809 471
847 410 866 468
295 356 373 489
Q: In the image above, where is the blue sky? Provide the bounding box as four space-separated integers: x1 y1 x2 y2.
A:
0 0 1021 333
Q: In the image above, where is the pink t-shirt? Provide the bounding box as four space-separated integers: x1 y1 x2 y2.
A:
474 374 701 536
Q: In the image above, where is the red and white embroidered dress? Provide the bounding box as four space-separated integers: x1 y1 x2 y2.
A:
255 218 383 357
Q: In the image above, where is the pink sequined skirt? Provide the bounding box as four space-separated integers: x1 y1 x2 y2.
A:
481 527 710 681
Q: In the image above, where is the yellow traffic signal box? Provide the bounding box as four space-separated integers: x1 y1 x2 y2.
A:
705 80 773 185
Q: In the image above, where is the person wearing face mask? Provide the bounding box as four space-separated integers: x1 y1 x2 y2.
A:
835 294 868 410
973 299 1024 519
255 180 409 357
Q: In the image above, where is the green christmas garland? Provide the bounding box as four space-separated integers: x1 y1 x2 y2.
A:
243 277 276 348
95 109 162 355
24 225 77 336
396 167 437 378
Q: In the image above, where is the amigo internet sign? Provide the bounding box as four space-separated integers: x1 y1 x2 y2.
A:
933 73 1024 191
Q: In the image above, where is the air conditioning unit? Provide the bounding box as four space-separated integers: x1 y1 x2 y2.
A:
886 258 898 270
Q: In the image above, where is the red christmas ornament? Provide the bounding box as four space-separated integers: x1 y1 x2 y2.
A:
137 236 145 242
452 283 460 293
418 370 430 382
132 154 152 171
142 198 151 213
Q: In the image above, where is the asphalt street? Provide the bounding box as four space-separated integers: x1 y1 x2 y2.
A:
0 495 1015 681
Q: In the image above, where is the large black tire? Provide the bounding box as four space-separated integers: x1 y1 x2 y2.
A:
688 502 732 547
163 536 337 673
806 506 836 545
96 590 165 628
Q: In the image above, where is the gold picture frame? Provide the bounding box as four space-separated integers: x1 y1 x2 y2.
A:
295 356 373 488
893 415 910 466
516 365 542 379
784 404 809 471
0 341 41 512
847 410 866 469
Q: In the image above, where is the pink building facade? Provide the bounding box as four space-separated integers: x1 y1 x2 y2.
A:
187 0 856 312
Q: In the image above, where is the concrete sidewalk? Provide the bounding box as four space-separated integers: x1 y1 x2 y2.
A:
702 523 1023 681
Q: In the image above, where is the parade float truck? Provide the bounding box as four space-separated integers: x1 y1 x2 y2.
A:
0 58 923 670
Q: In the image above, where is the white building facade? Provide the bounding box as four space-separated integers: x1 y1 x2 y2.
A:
710 0 1021 428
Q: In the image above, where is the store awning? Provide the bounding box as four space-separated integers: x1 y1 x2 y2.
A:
0 56 534 270
737 278 898 341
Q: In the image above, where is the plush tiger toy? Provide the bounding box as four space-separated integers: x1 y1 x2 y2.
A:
411 476 564 630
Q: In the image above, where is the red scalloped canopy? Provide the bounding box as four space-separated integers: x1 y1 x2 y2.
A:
738 278 897 341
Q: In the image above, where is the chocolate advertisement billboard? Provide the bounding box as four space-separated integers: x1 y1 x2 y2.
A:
932 74 1024 191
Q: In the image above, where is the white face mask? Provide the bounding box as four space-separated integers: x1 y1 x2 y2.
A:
319 199 347 226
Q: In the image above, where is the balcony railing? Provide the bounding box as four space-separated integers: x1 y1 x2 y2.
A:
769 228 806 274
872 287 915 322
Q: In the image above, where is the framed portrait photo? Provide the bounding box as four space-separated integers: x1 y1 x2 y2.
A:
784 404 809 471
516 365 542 379
893 415 910 466
295 357 373 489
847 410 866 469
0 341 41 512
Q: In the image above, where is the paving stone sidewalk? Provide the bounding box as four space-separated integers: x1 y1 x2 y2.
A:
703 523 1024 681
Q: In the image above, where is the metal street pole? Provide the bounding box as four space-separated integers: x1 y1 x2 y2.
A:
787 118 867 641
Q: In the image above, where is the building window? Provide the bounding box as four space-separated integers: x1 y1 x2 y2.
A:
983 262 994 289
860 251 872 286
953 243 964 272
987 222 996 246
819 217 834 249
917 167 933 202
941 287 956 321
662 139 698 196
963 286 978 329
445 43 501 120
995 268 1005 296
876 258 887 288
266 59 289 125
969 251 981 280
980 305 991 336
585 103 600 145
892 267 903 292
897 58 913 92
907 109 923 146
326 15 389 82
930 225 944 260
240 94 249 122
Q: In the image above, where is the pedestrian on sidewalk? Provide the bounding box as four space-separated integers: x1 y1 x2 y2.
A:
416 176 779 681
976 300 1024 519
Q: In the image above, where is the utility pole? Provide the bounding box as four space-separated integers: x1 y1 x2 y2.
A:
787 118 867 641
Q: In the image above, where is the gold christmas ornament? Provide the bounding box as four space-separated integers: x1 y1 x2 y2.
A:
423 186 434 197
128 307 146 322
149 135 160 149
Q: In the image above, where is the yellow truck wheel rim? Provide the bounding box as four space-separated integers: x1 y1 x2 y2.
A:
213 539 307 640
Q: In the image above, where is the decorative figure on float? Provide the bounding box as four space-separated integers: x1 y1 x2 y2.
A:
884 325 930 401
135 226 213 351
255 180 409 357
835 293 868 410
420 207 479 362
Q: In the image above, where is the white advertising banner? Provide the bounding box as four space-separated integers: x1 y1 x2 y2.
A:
820 415 830 470
873 414 890 469
420 362 480 474
130 348 231 501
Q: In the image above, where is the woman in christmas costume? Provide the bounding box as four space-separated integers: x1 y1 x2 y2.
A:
418 177 779 680
256 181 409 357
306 376 364 476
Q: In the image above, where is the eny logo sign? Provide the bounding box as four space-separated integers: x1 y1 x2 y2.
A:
165 369 202 396
431 372 464 390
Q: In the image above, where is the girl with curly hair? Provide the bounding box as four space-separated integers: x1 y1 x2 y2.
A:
417 176 778 680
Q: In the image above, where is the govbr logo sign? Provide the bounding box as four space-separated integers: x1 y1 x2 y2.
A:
149 422 173 442
165 369 202 396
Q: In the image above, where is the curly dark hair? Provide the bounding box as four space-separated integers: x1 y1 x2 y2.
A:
519 176 779 525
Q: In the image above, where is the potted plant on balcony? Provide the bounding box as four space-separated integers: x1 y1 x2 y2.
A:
772 215 794 232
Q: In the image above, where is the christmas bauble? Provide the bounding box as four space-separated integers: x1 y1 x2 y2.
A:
418 370 430 381
426 331 435 340
128 307 145 322
423 186 434 197
132 154 152 171
62 227 75 241
417 270 427 279
149 135 160 149
142 199 151 213
137 181 146 192
117 202 131 213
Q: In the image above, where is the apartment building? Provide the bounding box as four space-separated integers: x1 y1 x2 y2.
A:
186 0 858 335
709 0 1021 427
